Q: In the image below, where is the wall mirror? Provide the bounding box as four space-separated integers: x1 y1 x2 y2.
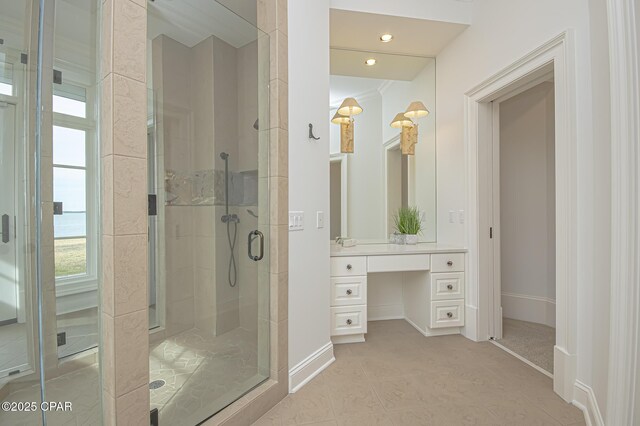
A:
329 49 436 243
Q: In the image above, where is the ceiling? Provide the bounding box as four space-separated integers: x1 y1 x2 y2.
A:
331 49 434 81
329 75 387 106
147 0 260 48
330 9 468 57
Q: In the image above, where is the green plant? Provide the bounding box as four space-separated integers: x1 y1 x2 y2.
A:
393 206 423 235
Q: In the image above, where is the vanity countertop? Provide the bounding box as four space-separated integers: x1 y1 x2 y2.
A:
330 242 467 257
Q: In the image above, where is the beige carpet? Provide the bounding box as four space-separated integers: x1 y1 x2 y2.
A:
255 320 584 425
499 318 555 374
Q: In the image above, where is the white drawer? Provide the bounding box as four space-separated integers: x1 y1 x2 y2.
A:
367 254 430 273
331 305 367 336
430 272 465 301
431 253 465 273
430 300 465 328
331 256 366 276
331 276 367 307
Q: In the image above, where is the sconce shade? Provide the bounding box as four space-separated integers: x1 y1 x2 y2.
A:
390 112 414 128
337 97 363 116
340 121 354 153
404 101 429 119
331 111 351 125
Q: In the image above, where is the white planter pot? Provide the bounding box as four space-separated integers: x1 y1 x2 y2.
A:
405 234 419 245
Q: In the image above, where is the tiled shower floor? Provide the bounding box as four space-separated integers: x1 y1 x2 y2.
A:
150 327 268 425
1 326 267 426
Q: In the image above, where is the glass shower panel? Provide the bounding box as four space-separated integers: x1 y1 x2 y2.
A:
0 0 44 425
1 0 102 424
44 0 101 423
147 1 271 424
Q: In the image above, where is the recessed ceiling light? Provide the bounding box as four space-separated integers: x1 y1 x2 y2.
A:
380 34 393 43
365 58 377 66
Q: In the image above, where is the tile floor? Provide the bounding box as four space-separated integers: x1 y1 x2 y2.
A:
255 320 585 426
149 327 268 425
498 318 555 374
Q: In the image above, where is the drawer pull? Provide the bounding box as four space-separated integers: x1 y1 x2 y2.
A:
446 312 453 318
346 319 353 325
447 260 453 266
346 264 352 270
447 284 453 290
346 289 352 295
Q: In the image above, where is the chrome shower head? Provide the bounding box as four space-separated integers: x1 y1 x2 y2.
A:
220 152 229 160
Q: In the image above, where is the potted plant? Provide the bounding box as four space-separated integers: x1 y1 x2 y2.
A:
392 206 423 245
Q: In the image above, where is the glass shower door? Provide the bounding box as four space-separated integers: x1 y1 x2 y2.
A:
0 73 29 381
147 1 271 424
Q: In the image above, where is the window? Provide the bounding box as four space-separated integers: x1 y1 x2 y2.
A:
0 60 14 96
53 82 95 280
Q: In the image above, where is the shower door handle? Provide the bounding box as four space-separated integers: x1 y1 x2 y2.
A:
248 230 264 261
1 214 9 243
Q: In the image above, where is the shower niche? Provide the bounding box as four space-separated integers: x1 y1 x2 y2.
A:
164 167 258 207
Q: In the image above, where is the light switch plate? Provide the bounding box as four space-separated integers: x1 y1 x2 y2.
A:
448 210 456 223
316 211 324 228
458 210 465 224
289 211 304 231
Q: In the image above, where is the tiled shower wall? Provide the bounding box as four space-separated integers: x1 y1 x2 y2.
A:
100 0 289 423
100 0 150 423
151 33 261 339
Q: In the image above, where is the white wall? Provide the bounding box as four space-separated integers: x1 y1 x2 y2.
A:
435 0 611 416
288 0 332 375
500 82 555 301
499 83 556 327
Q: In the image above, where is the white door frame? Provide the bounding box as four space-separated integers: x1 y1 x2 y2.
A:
464 31 577 402
606 0 640 423
383 135 400 236
329 153 348 237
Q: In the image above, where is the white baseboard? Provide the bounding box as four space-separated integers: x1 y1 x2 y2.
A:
367 304 404 321
405 317 461 337
554 345 577 402
501 292 556 327
331 334 365 344
56 289 98 316
461 304 479 341
288 342 334 393
573 380 604 426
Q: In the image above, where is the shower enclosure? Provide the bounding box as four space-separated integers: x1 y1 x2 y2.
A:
146 1 271 424
0 0 102 425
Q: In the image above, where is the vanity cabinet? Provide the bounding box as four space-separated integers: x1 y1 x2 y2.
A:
428 254 466 328
330 244 467 343
330 256 368 343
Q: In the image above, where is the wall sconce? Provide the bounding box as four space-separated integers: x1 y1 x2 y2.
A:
331 97 363 154
390 112 417 155
389 101 429 155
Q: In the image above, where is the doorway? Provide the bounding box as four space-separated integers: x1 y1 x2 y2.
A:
491 81 556 377
465 32 578 402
